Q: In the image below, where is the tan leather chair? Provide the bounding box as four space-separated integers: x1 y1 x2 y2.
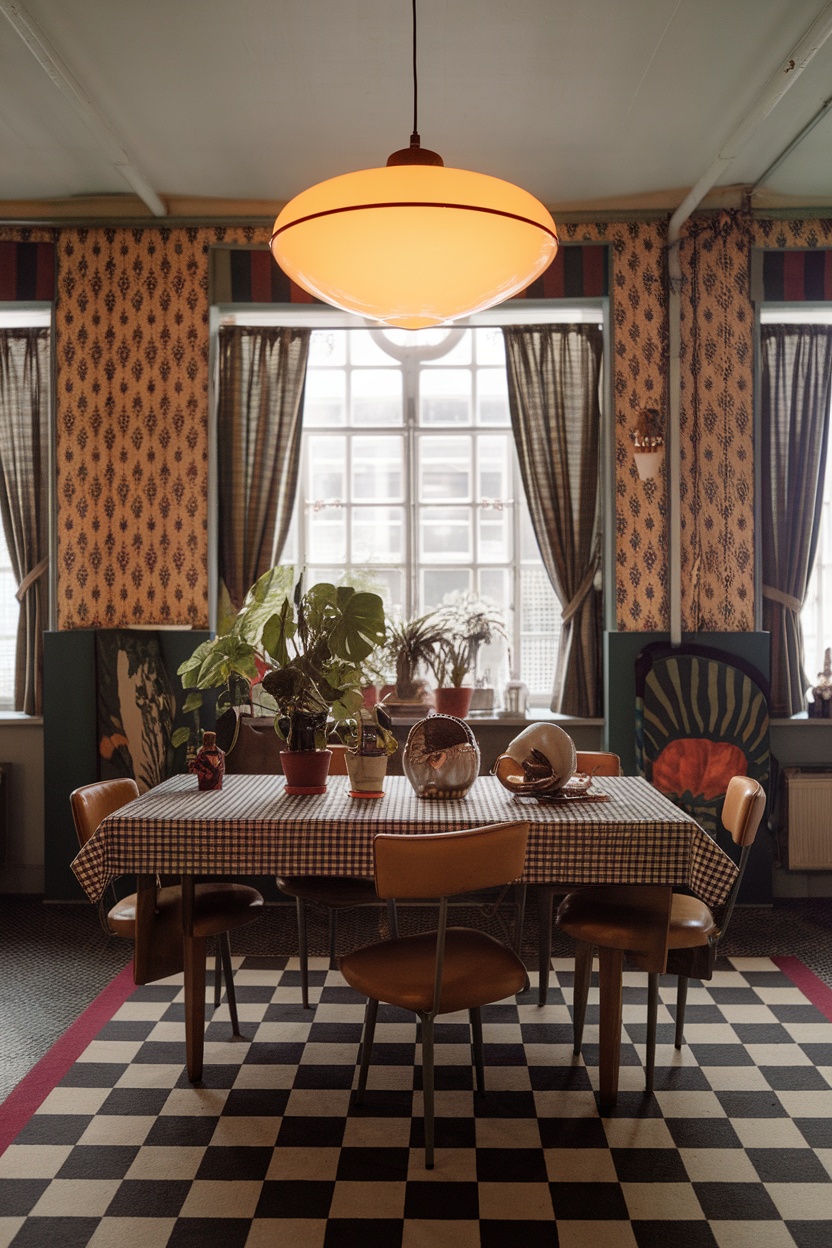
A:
71 778 264 1035
536 751 622 1005
557 774 766 1097
340 820 530 1168
276 745 397 1008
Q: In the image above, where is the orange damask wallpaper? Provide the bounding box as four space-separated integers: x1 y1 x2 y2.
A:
52 224 260 628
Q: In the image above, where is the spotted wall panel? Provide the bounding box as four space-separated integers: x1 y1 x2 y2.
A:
677 211 755 631
53 225 262 628
562 221 669 631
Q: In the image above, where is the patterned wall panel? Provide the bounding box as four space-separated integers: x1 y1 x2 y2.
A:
52 224 262 628
678 211 755 631
561 221 669 631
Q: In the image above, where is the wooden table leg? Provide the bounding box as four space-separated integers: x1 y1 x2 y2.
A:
597 945 624 1114
181 875 206 1084
184 934 207 1083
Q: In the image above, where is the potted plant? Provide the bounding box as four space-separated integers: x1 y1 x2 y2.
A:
174 567 296 765
259 577 387 793
381 612 445 715
431 593 509 716
336 703 399 795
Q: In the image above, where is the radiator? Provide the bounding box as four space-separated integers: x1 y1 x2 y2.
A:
786 768 832 869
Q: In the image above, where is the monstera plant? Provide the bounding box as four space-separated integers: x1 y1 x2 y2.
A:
260 578 387 751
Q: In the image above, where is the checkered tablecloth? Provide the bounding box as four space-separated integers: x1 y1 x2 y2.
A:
71 774 738 909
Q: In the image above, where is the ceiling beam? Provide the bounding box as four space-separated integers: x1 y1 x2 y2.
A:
0 0 166 217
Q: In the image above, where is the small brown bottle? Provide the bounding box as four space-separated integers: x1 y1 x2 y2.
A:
190 730 225 791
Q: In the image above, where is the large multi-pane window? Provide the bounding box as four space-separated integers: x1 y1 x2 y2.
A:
802 420 831 684
275 324 561 697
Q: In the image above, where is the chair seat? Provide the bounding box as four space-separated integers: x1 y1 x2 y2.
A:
341 927 527 1015
107 882 263 940
557 886 717 953
276 875 379 908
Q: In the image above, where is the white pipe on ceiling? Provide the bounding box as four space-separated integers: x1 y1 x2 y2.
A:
0 1 167 218
666 0 832 646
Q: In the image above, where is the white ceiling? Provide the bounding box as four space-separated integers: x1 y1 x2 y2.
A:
2 0 832 215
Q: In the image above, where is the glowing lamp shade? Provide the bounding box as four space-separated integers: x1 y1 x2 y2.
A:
271 164 558 329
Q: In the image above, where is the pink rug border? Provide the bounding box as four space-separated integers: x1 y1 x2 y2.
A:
0 962 136 1156
773 955 832 1022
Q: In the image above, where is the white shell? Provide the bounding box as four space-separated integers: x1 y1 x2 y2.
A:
503 723 577 792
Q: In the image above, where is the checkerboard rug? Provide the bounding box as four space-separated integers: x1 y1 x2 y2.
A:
2 955 832 1247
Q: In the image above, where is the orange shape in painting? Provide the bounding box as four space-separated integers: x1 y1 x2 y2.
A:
652 738 747 801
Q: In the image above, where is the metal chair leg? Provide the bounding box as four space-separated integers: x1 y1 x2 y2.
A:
537 886 556 1006
572 940 593 1054
219 931 241 1037
646 971 659 1092
213 945 222 1008
355 996 379 1105
514 883 527 957
675 975 689 1049
386 898 398 940
421 1014 436 1169
469 1006 485 1093
328 908 337 965
296 897 310 1009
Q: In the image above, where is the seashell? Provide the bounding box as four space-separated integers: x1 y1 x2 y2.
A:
494 723 577 796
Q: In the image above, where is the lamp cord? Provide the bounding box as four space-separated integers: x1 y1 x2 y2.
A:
411 0 419 143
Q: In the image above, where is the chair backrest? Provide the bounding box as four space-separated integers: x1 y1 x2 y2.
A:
576 751 621 776
721 775 766 848
328 745 349 776
70 778 140 848
373 821 529 900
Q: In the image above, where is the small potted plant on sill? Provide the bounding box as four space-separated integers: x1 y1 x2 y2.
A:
259 577 387 793
431 593 509 717
336 703 399 796
381 612 445 716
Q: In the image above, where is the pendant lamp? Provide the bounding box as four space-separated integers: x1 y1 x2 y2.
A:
270 3 558 330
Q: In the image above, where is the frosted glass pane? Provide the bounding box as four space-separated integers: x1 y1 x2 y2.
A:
304 369 346 426
419 436 471 501
352 437 404 500
478 435 511 499
419 369 472 425
478 514 510 562
308 514 346 563
420 508 471 561
352 507 404 561
421 568 471 610
308 436 346 500
351 370 402 426
475 327 506 365
477 369 510 425
309 330 346 367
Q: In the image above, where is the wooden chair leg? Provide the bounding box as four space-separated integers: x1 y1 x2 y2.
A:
421 1014 436 1169
184 935 207 1084
213 946 222 1008
597 945 624 1115
218 931 241 1037
355 996 379 1105
572 940 593 1055
537 886 556 1006
675 975 689 1049
646 971 659 1092
296 897 310 1010
469 1007 485 1093
386 898 398 940
514 883 527 957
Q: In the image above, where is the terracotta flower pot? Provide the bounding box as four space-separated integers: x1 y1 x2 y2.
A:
434 686 473 718
281 748 332 795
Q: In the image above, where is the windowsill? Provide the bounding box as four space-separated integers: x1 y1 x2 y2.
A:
0 713 43 725
391 709 604 728
771 714 832 725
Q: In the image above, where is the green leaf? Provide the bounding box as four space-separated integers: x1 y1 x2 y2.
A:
177 640 214 688
171 726 192 748
181 690 203 714
328 591 386 664
262 597 296 667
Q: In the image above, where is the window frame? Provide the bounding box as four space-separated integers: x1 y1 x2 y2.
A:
0 304 54 713
210 299 612 711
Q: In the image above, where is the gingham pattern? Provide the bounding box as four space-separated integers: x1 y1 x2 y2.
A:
71 775 737 909
2 955 832 1248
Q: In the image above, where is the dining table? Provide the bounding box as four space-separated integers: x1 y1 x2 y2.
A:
71 772 738 1111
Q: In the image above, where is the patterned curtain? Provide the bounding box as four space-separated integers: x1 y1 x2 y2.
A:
0 328 49 715
760 324 832 716
217 326 310 610
503 324 604 716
